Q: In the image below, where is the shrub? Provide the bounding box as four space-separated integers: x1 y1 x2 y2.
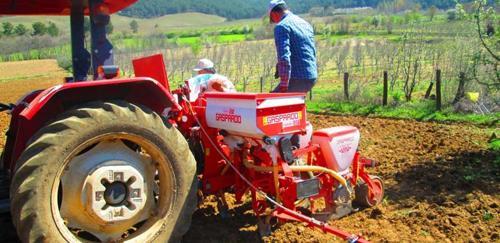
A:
32 22 47 36
242 25 253 34
179 31 201 38
230 28 241 35
447 10 457 21
56 54 73 73
392 91 404 104
371 16 381 27
165 33 176 39
489 138 500 152
129 20 139 33
14 24 28 36
2 22 14 36
47 22 59 37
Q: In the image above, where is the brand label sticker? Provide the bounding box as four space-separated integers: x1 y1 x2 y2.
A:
216 108 242 124
263 111 302 128
337 137 354 154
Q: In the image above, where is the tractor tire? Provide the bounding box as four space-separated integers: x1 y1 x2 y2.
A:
10 101 197 243
353 176 384 208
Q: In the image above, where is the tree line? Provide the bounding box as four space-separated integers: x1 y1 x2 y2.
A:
0 21 59 37
120 0 468 19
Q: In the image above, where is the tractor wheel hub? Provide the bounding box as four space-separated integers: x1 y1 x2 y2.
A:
104 181 128 206
86 164 147 223
58 139 163 241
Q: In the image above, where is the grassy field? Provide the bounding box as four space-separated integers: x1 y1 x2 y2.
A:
0 12 227 35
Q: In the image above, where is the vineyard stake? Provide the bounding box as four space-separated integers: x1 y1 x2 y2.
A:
436 69 442 110
383 71 388 106
344 72 349 101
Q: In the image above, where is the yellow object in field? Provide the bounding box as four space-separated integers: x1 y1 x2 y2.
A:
466 92 480 103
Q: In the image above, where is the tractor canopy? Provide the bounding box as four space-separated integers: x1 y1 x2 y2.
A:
0 0 137 15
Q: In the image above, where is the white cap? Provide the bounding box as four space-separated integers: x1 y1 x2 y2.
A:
268 0 287 14
193 59 214 72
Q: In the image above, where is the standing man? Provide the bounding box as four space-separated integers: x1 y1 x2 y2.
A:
269 0 318 93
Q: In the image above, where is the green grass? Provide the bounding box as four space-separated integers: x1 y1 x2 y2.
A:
2 45 71 62
174 34 249 45
489 139 500 151
307 99 499 126
176 36 200 45
215 34 248 43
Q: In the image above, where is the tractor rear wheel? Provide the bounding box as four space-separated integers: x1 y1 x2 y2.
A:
353 176 385 208
10 101 197 242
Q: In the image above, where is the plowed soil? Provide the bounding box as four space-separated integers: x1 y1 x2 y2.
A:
185 114 499 243
0 59 66 149
0 60 498 242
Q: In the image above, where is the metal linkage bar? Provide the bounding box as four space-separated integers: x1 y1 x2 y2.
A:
89 0 114 79
70 0 91 81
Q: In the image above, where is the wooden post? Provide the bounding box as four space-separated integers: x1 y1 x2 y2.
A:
309 89 313 100
424 81 434 99
436 69 442 110
260 77 264 93
453 72 466 104
383 71 388 106
344 72 349 101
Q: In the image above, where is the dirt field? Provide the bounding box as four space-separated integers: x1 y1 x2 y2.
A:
0 60 67 149
0 60 498 242
185 114 499 243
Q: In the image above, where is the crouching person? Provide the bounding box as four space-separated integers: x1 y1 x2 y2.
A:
188 58 236 102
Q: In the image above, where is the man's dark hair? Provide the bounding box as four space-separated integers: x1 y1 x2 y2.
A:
271 4 288 13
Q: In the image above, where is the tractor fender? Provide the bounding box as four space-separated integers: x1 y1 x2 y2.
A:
3 77 179 173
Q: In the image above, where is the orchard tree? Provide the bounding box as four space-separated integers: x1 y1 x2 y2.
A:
129 20 139 33
447 9 457 21
457 0 499 88
32 22 47 36
469 0 498 62
386 17 394 34
2 22 14 36
428 5 438 21
47 22 59 37
14 24 28 36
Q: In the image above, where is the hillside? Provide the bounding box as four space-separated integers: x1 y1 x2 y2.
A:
120 0 462 19
0 12 227 35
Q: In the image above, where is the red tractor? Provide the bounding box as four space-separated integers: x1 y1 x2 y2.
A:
0 1 384 242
